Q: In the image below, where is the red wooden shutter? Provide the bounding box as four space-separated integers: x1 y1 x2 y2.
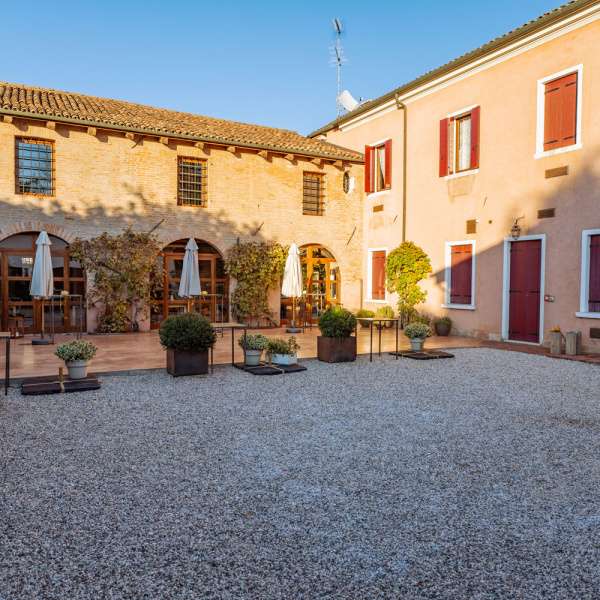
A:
470 106 480 169
589 234 600 312
384 139 392 189
450 245 473 304
365 145 375 193
544 73 577 151
439 118 448 177
372 251 386 299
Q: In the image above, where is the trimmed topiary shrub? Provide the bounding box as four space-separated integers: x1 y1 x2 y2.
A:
318 306 357 340
238 333 270 351
55 339 98 362
159 313 217 351
403 321 432 340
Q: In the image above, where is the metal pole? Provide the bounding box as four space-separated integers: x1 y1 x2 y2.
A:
5 336 10 396
396 319 399 359
370 322 373 362
378 320 382 356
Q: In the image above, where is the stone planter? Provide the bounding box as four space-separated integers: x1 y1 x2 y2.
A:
166 348 209 377
409 338 425 352
65 359 91 380
317 336 357 363
434 323 451 336
245 349 263 366
271 353 297 365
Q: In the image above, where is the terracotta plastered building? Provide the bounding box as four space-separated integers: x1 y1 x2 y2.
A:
312 0 600 352
0 84 363 333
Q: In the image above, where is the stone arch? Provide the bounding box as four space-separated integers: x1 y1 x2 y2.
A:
0 221 76 244
292 236 358 284
157 230 229 257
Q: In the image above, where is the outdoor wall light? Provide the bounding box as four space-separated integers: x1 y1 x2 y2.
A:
511 216 525 240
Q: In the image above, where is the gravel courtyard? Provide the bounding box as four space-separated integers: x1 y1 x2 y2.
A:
1 348 599 600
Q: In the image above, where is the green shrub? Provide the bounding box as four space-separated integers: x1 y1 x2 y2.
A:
415 312 434 326
238 333 270 351
356 309 375 328
432 315 452 326
267 336 300 355
318 306 357 340
158 313 217 351
375 305 395 328
55 339 98 362
403 322 432 340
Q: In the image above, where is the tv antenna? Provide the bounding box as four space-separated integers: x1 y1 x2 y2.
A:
330 18 348 116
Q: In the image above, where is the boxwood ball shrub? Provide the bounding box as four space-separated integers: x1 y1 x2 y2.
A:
55 339 98 362
238 333 270 351
159 313 217 351
318 306 357 340
356 309 375 327
403 321 432 340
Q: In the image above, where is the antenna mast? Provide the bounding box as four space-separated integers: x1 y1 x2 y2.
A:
330 19 347 117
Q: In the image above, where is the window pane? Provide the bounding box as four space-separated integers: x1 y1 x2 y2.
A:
377 145 386 190
52 256 64 278
16 140 54 195
457 116 471 172
9 280 32 301
8 255 34 277
0 234 34 249
168 259 184 279
198 260 212 279
178 159 207 206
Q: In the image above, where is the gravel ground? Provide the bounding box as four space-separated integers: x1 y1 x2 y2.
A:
1 348 600 600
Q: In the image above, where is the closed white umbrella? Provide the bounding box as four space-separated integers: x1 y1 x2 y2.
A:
282 243 303 333
178 238 201 300
30 231 53 344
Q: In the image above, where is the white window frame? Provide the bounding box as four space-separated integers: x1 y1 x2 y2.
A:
366 247 388 303
444 104 478 180
534 64 583 159
501 234 546 344
442 241 476 310
576 228 600 319
366 137 391 195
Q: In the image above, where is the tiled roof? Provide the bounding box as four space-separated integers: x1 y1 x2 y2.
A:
0 81 363 161
310 0 592 136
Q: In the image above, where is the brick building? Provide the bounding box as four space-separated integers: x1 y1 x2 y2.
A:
0 83 364 333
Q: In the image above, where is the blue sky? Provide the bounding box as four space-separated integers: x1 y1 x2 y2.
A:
4 0 564 135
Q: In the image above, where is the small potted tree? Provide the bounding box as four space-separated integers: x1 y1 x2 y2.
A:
159 312 217 377
356 309 375 328
433 315 452 336
267 336 300 365
238 333 270 366
55 339 98 380
317 306 357 363
404 321 432 352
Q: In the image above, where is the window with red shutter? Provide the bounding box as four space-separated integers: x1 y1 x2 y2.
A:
449 244 473 305
365 141 391 192
544 72 578 151
589 235 600 313
439 107 479 176
371 250 386 300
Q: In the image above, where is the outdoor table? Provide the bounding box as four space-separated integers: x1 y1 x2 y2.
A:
357 318 401 362
211 322 248 374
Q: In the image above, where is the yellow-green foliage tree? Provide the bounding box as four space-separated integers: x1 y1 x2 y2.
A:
70 227 163 333
385 241 432 322
224 242 288 325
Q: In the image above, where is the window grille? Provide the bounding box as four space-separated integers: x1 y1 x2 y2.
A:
16 138 54 195
303 172 325 216
178 158 207 206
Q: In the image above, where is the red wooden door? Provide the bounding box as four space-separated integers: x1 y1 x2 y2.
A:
508 240 542 342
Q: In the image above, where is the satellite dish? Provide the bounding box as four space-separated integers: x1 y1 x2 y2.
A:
339 90 359 112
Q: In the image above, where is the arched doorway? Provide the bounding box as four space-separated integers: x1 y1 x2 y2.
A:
0 232 86 334
281 244 341 325
151 239 229 327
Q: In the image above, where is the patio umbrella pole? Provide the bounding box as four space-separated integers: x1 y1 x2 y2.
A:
32 299 51 345
286 296 300 334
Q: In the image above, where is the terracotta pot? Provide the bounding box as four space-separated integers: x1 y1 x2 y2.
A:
166 348 209 377
434 323 451 336
317 336 357 363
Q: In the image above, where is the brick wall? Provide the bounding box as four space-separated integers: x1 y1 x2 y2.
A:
0 118 363 331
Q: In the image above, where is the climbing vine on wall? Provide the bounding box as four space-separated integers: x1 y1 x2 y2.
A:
70 227 163 333
385 241 432 322
224 241 288 325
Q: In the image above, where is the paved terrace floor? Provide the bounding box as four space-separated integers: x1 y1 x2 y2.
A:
2 325 600 381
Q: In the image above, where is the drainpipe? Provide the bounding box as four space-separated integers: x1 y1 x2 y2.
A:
395 94 408 242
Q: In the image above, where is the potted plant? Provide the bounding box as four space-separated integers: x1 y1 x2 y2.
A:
55 339 98 380
317 306 357 363
267 336 300 365
375 305 395 329
159 312 217 377
433 315 452 336
238 333 270 366
355 309 375 328
404 321 432 352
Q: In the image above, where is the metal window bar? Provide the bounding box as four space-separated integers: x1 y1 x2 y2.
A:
16 139 55 195
303 173 325 216
178 158 207 206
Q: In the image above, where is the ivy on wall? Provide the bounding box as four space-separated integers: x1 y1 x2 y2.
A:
224 241 288 326
70 227 163 333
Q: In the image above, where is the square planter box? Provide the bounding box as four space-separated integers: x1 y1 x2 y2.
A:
317 336 357 363
166 348 209 377
271 353 298 365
